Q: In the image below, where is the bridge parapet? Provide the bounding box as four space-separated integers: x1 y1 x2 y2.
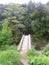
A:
18 35 24 51
29 34 31 49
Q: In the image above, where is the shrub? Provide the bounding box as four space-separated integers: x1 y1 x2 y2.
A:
0 50 20 65
30 55 49 65
0 45 17 51
26 47 40 62
0 19 12 45
26 46 49 65
43 44 49 56
27 47 40 57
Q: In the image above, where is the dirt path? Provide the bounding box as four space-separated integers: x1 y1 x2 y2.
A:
21 54 29 65
18 35 31 65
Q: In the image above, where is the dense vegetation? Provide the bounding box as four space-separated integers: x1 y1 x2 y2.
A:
0 45 21 65
26 46 49 65
0 1 49 65
0 1 49 46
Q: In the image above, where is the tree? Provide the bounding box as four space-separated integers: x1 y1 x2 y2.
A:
28 0 35 13
0 19 12 45
31 4 49 40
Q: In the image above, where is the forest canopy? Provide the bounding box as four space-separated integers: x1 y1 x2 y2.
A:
0 1 49 46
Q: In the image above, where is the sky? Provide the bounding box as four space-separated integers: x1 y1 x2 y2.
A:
0 0 49 4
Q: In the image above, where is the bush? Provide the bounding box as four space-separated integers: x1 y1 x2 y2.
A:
0 45 21 65
26 47 40 62
30 55 49 65
26 46 49 65
27 47 40 57
0 19 12 45
0 50 20 65
43 44 49 56
0 45 17 51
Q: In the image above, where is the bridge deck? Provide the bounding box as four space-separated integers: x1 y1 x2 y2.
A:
18 34 31 54
18 34 31 65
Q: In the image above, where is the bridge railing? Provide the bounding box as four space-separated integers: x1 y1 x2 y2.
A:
18 35 24 51
29 34 31 49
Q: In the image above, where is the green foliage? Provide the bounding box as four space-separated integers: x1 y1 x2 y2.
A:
30 55 49 65
0 19 12 45
0 50 20 65
0 3 49 65
26 47 49 65
27 47 39 57
31 4 49 40
0 2 49 46
0 45 17 51
43 44 49 56
0 45 21 65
